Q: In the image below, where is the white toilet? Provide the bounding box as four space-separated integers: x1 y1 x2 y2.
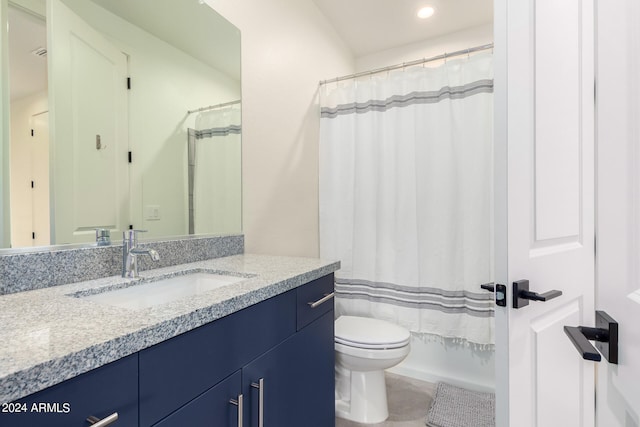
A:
334 315 411 424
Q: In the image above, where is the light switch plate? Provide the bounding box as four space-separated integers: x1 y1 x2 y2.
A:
144 205 161 221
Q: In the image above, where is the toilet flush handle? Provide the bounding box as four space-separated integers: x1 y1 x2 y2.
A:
308 292 335 308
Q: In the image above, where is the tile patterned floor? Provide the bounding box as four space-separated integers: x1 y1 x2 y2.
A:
335 372 436 427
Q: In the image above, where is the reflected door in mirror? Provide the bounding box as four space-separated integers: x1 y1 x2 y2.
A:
49 0 129 244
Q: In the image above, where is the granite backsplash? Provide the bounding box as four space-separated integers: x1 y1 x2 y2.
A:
0 234 244 295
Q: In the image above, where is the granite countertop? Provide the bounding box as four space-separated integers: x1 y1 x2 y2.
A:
0 254 339 404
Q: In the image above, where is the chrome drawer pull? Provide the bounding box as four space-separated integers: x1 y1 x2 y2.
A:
307 292 335 309
229 394 243 427
86 412 118 427
251 378 264 427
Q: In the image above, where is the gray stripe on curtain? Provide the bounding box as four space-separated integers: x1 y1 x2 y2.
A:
195 125 242 138
335 281 495 318
335 278 493 299
320 79 494 118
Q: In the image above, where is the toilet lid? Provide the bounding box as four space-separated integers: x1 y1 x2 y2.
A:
335 316 411 349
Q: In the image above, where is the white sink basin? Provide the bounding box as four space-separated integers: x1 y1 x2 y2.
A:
81 272 249 310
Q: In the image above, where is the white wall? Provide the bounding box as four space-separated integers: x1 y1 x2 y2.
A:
210 0 354 257
356 23 493 72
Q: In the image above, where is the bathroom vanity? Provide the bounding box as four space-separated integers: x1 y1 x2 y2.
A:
0 254 338 427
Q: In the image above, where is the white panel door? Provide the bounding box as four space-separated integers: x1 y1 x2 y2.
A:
9 112 36 248
48 0 128 244
595 0 640 425
494 0 595 426
9 108 49 248
31 111 50 246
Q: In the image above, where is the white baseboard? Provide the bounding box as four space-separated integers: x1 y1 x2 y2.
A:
385 335 496 393
387 364 495 393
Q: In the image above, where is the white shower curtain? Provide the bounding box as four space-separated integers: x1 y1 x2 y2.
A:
319 53 495 346
191 104 242 235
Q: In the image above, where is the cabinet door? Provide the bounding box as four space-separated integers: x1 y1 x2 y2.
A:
154 371 242 427
139 290 296 426
0 354 138 427
242 311 334 427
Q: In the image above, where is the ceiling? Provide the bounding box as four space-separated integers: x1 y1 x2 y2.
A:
7 0 240 103
91 0 240 81
8 6 47 101
8 0 493 101
312 0 494 57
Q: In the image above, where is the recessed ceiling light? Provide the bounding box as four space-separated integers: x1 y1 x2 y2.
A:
417 6 435 19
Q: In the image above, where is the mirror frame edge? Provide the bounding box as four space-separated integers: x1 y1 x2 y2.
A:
1 0 10 248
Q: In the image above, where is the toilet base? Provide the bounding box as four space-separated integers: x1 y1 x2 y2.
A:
335 369 389 424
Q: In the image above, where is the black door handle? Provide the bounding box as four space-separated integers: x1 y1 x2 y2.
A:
564 326 604 361
520 289 563 302
512 280 562 309
480 283 494 292
564 311 618 364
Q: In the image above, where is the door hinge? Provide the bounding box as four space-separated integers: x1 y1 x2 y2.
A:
32 232 35 240
127 77 131 90
31 129 34 137
31 181 34 189
129 224 133 230
128 151 132 163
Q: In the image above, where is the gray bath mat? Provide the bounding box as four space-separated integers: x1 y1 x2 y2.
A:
426 382 495 427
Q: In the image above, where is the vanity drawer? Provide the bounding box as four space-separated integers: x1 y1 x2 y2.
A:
1 354 138 427
296 274 335 330
139 289 296 426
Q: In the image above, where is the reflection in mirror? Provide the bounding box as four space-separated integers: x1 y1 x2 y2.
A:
188 100 241 235
2 0 241 250
7 3 49 248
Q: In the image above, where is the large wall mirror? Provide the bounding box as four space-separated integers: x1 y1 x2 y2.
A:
1 0 241 250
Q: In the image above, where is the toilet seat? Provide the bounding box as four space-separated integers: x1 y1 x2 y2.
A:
335 336 410 349
335 316 411 350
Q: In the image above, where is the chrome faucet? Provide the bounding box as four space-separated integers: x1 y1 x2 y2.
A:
122 230 160 278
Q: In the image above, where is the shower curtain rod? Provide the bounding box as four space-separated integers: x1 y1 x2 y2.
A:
187 99 241 115
319 43 494 86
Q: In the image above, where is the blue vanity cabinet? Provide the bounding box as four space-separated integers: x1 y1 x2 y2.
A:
144 273 335 427
139 289 297 426
242 311 335 427
0 354 138 427
1 273 335 427
241 275 335 426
